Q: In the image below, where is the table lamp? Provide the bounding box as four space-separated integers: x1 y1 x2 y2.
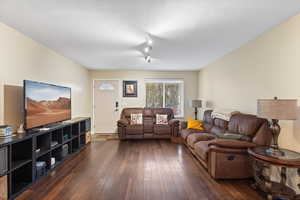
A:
257 97 297 156
192 100 202 120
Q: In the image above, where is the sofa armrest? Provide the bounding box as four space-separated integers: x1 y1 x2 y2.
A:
209 145 248 154
169 119 180 126
208 139 257 149
180 121 188 130
117 119 129 127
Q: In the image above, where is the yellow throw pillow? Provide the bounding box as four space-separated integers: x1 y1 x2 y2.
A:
187 118 204 130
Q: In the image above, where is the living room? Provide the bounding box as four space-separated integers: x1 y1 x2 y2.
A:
1 1 300 200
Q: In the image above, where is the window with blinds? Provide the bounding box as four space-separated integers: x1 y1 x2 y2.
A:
145 80 184 117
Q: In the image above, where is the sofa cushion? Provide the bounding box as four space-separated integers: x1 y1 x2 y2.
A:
194 141 213 161
125 125 143 135
181 129 204 140
228 114 265 137
153 108 174 121
187 133 216 148
213 118 228 129
154 124 171 135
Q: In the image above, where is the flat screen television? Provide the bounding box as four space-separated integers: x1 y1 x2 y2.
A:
24 80 71 130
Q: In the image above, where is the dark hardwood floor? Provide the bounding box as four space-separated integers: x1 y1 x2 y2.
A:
17 140 264 200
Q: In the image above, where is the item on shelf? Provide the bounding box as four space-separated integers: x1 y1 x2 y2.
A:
17 123 25 134
0 125 13 137
51 141 58 147
24 80 71 130
36 161 46 179
63 134 69 141
51 157 56 168
35 148 41 153
62 144 69 158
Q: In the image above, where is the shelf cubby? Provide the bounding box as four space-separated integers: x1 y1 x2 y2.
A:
11 162 33 196
62 126 72 142
62 142 72 159
36 152 51 173
80 121 86 134
80 134 86 147
51 129 62 149
51 147 63 168
72 123 79 138
36 134 50 157
11 139 32 171
71 138 79 153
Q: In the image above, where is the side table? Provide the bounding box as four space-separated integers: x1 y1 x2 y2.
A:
248 146 300 200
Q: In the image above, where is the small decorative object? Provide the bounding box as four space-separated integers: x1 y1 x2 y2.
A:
257 97 297 156
123 81 138 97
0 125 13 137
51 157 56 168
130 113 143 125
17 123 25 134
156 114 168 125
192 100 202 120
51 141 58 147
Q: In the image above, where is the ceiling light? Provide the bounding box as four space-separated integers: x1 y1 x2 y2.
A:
146 34 153 46
143 34 153 63
145 55 151 63
144 46 152 53
147 39 153 46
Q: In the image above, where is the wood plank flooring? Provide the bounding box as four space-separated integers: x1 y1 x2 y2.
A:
17 140 264 200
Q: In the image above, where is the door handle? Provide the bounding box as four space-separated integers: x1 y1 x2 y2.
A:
115 101 119 112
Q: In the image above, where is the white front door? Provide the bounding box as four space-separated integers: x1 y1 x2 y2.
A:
93 80 120 134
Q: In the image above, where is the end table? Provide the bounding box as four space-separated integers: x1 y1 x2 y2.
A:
248 146 300 200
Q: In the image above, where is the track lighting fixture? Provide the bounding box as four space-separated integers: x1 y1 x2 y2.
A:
144 34 153 63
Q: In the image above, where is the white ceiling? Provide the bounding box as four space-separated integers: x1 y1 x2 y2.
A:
1 1 300 71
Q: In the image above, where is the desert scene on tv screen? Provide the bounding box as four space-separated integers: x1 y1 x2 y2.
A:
26 81 71 129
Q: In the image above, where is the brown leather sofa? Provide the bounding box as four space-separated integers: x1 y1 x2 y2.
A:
118 108 179 140
181 110 272 179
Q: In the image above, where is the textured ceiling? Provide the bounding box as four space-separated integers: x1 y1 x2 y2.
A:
1 0 300 70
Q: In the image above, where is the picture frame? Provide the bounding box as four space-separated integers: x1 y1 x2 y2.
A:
123 80 138 97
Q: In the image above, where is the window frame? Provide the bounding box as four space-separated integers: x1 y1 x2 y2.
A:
145 79 184 118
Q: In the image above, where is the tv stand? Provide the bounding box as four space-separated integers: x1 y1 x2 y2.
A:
0 117 91 200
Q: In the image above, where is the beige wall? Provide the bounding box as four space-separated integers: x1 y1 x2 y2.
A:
90 70 199 118
0 23 91 130
198 14 300 152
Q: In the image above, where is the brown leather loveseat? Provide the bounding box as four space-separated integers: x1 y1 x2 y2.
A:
181 110 272 179
118 108 179 140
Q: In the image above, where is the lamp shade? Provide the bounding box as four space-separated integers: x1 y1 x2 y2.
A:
192 100 202 108
257 99 298 120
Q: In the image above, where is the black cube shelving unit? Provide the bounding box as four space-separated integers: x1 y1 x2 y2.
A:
0 117 91 200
